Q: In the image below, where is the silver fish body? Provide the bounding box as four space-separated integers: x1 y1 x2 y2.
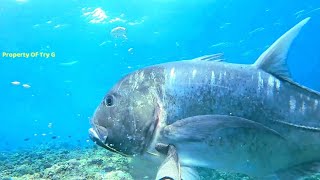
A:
89 17 320 179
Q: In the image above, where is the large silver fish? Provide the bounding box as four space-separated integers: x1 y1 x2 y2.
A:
89 17 320 179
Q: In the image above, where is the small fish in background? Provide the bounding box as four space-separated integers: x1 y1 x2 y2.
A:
110 26 127 39
51 136 58 139
248 27 265 35
22 84 31 88
24 138 30 141
59 61 78 66
219 22 231 29
11 81 20 85
99 41 107 46
54 24 68 29
48 123 53 128
11 81 31 88
128 48 134 54
295 8 320 19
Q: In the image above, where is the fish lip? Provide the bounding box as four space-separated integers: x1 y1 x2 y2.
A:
88 126 107 146
89 128 100 140
89 125 106 142
88 127 130 157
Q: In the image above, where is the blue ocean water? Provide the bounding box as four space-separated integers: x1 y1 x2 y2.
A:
0 0 320 156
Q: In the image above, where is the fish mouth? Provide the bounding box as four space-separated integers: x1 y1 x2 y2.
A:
88 127 129 156
88 127 102 143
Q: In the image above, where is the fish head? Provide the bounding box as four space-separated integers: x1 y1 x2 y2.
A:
89 70 162 156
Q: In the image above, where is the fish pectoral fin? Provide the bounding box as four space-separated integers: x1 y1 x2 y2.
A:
265 161 320 180
181 167 200 180
162 115 284 143
154 143 200 180
253 17 310 81
155 144 182 180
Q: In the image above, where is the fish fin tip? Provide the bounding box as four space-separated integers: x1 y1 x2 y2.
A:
181 167 200 180
155 143 170 155
253 17 310 81
156 144 181 180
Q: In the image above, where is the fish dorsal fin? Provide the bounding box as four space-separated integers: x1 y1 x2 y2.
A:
193 53 224 62
253 17 310 81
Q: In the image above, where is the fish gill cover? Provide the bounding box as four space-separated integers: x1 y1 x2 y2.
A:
0 0 320 179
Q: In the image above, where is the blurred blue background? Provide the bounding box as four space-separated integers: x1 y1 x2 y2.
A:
0 0 320 150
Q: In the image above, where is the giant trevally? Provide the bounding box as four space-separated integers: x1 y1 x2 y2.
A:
89 17 320 179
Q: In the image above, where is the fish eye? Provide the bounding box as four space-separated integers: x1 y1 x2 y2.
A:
104 95 114 107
